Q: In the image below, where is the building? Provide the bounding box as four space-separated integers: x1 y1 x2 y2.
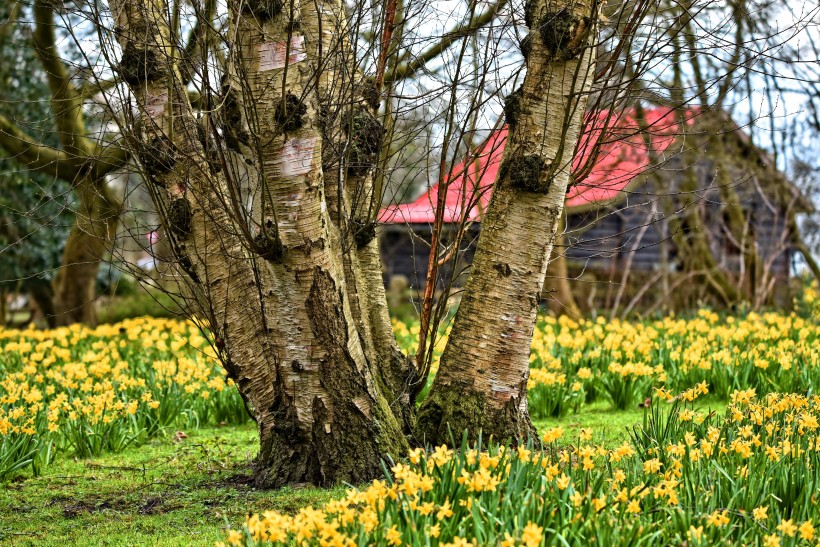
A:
378 108 809 310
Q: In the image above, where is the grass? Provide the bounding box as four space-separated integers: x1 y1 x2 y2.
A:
533 397 727 447
0 424 341 547
1 399 725 546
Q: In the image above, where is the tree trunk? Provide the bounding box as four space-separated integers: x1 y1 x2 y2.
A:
543 213 580 316
313 8 415 425
110 0 409 487
417 0 598 444
28 281 56 328
666 162 741 307
52 179 119 327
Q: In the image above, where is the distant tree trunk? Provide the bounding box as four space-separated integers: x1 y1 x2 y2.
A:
666 159 741 307
789 212 820 281
28 281 56 328
417 0 598 443
611 204 655 319
52 179 119 326
664 21 741 307
544 213 580 316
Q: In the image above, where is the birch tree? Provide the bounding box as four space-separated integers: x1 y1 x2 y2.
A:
417 1 599 442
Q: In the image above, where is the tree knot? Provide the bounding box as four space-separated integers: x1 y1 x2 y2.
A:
352 219 377 249
118 41 164 85
220 83 250 151
243 0 284 19
503 87 525 129
139 136 177 177
253 219 286 262
274 92 307 132
493 263 513 277
538 9 591 60
344 108 384 176
167 198 193 240
502 155 552 193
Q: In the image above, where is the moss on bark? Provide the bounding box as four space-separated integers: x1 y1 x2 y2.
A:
344 108 384 176
118 41 164 85
415 380 536 446
361 78 381 110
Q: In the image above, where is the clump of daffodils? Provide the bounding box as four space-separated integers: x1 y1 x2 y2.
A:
0 317 248 479
225 385 820 546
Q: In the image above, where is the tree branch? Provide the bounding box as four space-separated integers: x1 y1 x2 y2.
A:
0 112 127 182
78 77 119 100
0 2 22 49
21 1 129 181
0 113 78 180
92 139 130 178
384 0 508 84
32 0 93 158
179 0 217 85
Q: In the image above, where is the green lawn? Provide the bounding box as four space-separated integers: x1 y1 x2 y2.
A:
0 425 341 546
1 399 725 546
533 398 725 446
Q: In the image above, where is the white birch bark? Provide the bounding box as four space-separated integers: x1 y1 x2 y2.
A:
109 0 408 487
418 0 599 443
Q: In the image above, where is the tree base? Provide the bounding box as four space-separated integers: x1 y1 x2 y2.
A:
253 405 408 488
415 380 536 447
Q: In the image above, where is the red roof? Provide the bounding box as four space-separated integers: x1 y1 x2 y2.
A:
379 108 685 224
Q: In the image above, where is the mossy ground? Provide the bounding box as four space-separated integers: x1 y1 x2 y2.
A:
1 399 725 546
0 425 342 546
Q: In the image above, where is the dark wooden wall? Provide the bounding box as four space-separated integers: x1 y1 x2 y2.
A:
380 224 480 291
379 146 796 304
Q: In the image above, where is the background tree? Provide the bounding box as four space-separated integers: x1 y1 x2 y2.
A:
0 1 129 326
596 0 820 314
0 6 73 326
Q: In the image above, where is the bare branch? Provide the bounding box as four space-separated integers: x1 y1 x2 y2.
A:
384 0 508 84
0 112 78 180
32 0 93 158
